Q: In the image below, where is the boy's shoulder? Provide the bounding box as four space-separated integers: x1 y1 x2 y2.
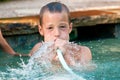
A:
81 46 90 51
34 42 43 48
80 45 92 62
29 42 43 56
80 45 91 55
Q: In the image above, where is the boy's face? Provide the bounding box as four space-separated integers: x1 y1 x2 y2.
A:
38 11 72 42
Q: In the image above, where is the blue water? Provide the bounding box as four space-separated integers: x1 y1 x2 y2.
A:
0 35 120 80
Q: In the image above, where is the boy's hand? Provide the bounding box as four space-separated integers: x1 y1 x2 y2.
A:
53 38 76 65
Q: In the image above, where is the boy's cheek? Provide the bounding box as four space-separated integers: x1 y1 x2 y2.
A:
45 35 55 42
61 33 69 40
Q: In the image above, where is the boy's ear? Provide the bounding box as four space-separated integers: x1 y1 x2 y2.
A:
38 24 43 36
69 23 73 33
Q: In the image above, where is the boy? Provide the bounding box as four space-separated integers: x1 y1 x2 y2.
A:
0 29 31 56
29 2 92 66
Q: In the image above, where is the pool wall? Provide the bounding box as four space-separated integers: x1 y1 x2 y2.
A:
0 8 120 47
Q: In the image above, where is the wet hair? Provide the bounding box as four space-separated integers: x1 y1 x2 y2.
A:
39 2 70 26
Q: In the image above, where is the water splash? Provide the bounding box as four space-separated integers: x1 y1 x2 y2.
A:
0 42 87 80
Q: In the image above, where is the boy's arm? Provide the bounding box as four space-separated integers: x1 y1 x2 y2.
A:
54 39 92 65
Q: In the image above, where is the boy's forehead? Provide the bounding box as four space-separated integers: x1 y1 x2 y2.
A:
43 10 69 18
41 10 70 25
41 12 69 26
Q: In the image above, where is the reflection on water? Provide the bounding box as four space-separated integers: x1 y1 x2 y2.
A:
0 38 120 80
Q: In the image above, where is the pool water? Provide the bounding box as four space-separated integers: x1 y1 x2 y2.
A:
79 38 120 80
0 35 120 80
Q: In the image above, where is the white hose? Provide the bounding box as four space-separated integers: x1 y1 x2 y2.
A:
56 48 86 80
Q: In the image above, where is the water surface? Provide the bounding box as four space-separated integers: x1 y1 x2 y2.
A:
0 37 120 80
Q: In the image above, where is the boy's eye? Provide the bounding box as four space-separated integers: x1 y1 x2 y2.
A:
60 26 67 28
47 26 53 30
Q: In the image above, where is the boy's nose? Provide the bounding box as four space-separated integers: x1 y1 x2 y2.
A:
54 28 60 37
